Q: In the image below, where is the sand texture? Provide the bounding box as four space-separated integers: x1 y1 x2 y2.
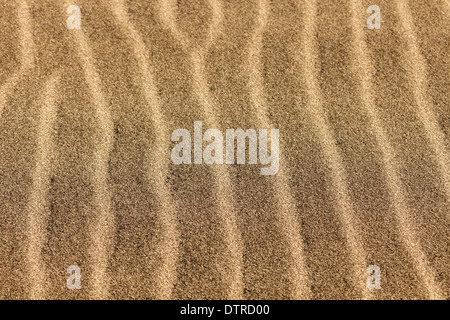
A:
0 0 448 300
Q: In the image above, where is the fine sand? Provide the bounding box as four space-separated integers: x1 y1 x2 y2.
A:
0 0 448 300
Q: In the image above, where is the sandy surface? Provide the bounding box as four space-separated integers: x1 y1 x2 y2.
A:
0 0 448 300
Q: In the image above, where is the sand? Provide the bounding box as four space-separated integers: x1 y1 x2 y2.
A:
0 0 448 300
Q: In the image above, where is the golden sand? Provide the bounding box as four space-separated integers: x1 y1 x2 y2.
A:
0 0 448 300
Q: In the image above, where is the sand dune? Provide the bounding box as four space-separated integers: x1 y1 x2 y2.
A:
107 0 180 299
26 72 60 300
292 0 370 300
349 0 443 300
394 1 450 206
62 0 115 299
0 0 448 300
246 0 311 299
158 0 245 299
0 0 34 119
